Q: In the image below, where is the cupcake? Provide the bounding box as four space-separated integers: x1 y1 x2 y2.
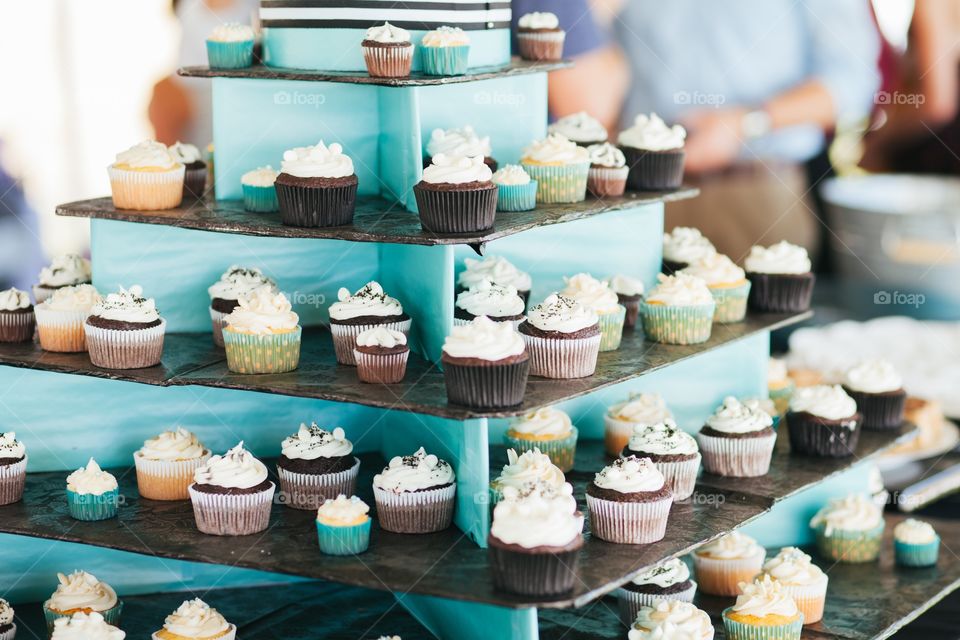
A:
586 143 629 197
188 442 276 536
489 448 565 505
328 281 410 366
0 288 34 343
516 12 566 61
51 612 125 639
354 326 409 384
548 112 608 148
425 126 496 171
662 227 715 274
520 134 591 204
504 406 578 472
206 22 255 69
492 165 537 212
85 285 165 370
207 266 277 348
518 294 601 379
240 166 279 213
618 114 686 191
169 142 206 200
697 396 776 477
277 424 359 511
152 598 235 640
441 316 530 409
454 279 526 327
275 141 358 228
561 273 626 351
809 493 884 563
35 284 100 353
134 428 210 501
744 241 815 313
617 558 697 627
315 495 371 556
413 154 497 234
722 575 804 640
768 358 795 415
488 483 584 596
893 518 940 567
586 456 672 544
361 22 413 78
680 254 751 323
786 385 861 458
842 359 907 430
692 532 766 596
43 572 122 632
628 600 713 640
623 419 701 502
604 275 644 330
0 432 26 506
457 256 532 307
420 26 471 75
372 447 456 534
0 599 15 640
641 274 716 345
108 140 184 211
221 286 301 374
604 392 673 457
33 253 92 303
759 547 828 624
66 459 119 521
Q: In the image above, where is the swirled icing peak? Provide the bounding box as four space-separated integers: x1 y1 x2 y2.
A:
789 385 858 421
619 113 686 151
0 432 24 460
493 448 566 493
0 598 12 626
459 256 531 291
317 494 370 526
627 419 699 456
161 599 232 639
91 285 160 323
373 447 455 492
810 493 883 536
510 406 573 438
491 483 582 548
492 164 531 186
761 547 826 587
281 141 354 179
224 286 298 334
356 326 407 348
168 141 201 164
281 424 353 460
610 393 673 425
38 254 92 288
630 557 690 588
679 254 746 286
43 284 100 312
113 140 180 170
427 126 491 158
138 427 207 461
241 165 279 187
646 273 714 306
606 274 645 297
422 26 470 47
208 265 276 301
662 228 715 265
894 518 937 545
548 112 607 143
329 281 403 321
628 600 713 640
526 293 598 333
593 456 666 494
66 459 117 496
422 154 493 185
442 316 525 361
744 241 811 274
51 612 125 640
194 442 269 490
0 288 30 311
456 279 525 318
844 359 903 394
706 396 773 434
697 532 763 560
561 273 620 314
365 22 411 43
208 22 254 42
518 12 560 30
587 142 626 168
522 134 590 165
47 571 118 613
732 575 799 619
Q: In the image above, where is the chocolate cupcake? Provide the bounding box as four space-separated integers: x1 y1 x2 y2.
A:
207 266 277 347
414 154 498 234
662 227 716 275
454 279 526 328
519 294 601 379
189 442 276 536
489 448 566 505
361 22 414 78
0 288 34 343
586 143 629 197
586 456 673 544
354 326 409 384
84 285 165 370
33 253 92 304
275 141 358 228
842 359 907 430
548 112 608 148
0 432 27 506
457 255 532 308
617 558 697 626
622 419 701 502
442 316 530 409
604 392 673 458
328 281 410 366
516 12 566 61
605 275 644 328
0 598 15 640
697 396 776 477
618 113 686 191
277 424 359 511
744 241 815 313
424 126 497 172
787 385 861 457
372 447 456 534
169 141 206 200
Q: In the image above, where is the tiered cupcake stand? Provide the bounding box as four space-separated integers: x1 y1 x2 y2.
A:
0 60 956 639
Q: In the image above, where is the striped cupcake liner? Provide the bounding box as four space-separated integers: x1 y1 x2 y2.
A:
697 431 776 478
516 30 566 61
277 457 360 511
777 578 828 624
317 518 371 555
330 318 411 366
813 522 884 563
362 44 414 78
44 601 123 635
0 310 35 343
209 306 228 347
354 349 410 384
34 306 90 352
616 580 697 626
453 317 523 330
746 272 815 313
722 608 803 640
206 39 254 69
85 320 166 370
107 165 185 211
621 147 686 191
222 327 302 374
894 538 940 567
67 488 120 521
276 180 358 228
373 483 456 534
488 539 581 596
598 305 627 351
640 302 715 345
242 183 279 213
588 166 629 197
693 552 765 596
586 492 672 544
710 281 751 324
520 332 601 379
188 483 276 536
134 453 211 501
183 165 207 200
503 427 578 473
420 45 470 76
653 455 702 502
0 456 27 506
0 623 15 640
521 162 590 204
786 412 861 458
414 183 498 234
443 358 530 410
496 182 538 212
843 387 906 431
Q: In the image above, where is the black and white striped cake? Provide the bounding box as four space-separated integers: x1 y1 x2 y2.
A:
260 0 512 31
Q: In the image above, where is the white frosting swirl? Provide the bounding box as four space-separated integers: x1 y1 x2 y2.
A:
493 448 566 493
281 424 353 460
789 385 858 421
137 428 207 461
662 228 716 265
373 447 455 492
364 22 411 44
208 22 254 42
526 293 598 333
844 359 903 394
194 442 269 490
458 256 531 291
548 112 607 144
706 397 774 434
518 11 560 30
281 141 354 179
732 576 799 619
610 393 673 425
619 113 687 151
66 459 117 496
356 326 408 348
38 254 92 288
629 600 713 640
422 154 493 185
168 142 201 164
0 599 12 626
456 279 525 318
510 406 573 438
697 532 763 560
42 284 100 312
0 432 23 459
491 483 583 548
561 273 620 314
768 358 789 385
442 316 526 361
627 419 699 456
587 142 626 168
224 286 298 334
744 241 811 275
630 557 691 588
207 266 277 301
593 456 666 493
161 599 232 638
492 164 531 186
522 134 590 165
51 612 125 640
113 140 179 170
241 166 279 187
91 285 160 323
0 288 30 311
421 26 470 47
646 273 714 306
427 126 491 158
810 493 883 536
329 282 403 321
317 494 370 525
47 572 118 613
761 547 827 587
606 275 644 297
679 254 746 286
894 518 937 545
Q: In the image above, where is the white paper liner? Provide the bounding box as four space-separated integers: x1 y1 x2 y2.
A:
210 305 228 347
330 318 412 365
0 623 16 640
697 431 776 478
453 317 523 330
134 453 211 501
778 578 828 624
693 551 765 596
520 332 601 379
653 454 702 502
586 492 672 544
277 457 360 511
0 456 27 506
152 624 236 640
108 164 185 210
373 482 456 533
188 482 275 536
354 349 410 384
85 319 166 369
34 306 90 352
617 580 697 626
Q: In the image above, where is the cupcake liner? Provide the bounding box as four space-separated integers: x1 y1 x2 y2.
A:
654 454 702 502
586 492 672 544
362 44 414 78
0 457 27 506
222 327 302 374
620 297 641 328
710 281 751 324
209 306 228 347
277 457 360 511
452 317 523 330
616 581 697 626
786 412 861 458
188 483 276 536
330 318 411 366
206 39 254 69
67 488 120 521
488 540 581 596
778 578 828 624
598 305 627 351
0 311 34 343
520 332 601 379
0 623 15 640
421 45 470 76
746 272 815 313
34 306 90 353
44 601 123 635
894 538 940 567
443 358 530 410
183 165 207 200
516 30 566 61
85 320 166 370
317 518 371 555
242 183 279 213
521 162 590 204
496 182 538 212
722 608 803 640
503 428 578 473
697 431 776 478
355 349 410 384
603 415 637 457
693 551 765 596
621 146 686 191
107 165 185 211
588 166 629 197
134 453 211 501
640 302 715 345
813 521 884 563
373 483 456 533
152 626 236 640
843 387 906 431
413 184 498 234
769 381 795 416
276 179 358 228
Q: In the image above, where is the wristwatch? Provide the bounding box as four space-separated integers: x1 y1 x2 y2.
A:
741 109 772 139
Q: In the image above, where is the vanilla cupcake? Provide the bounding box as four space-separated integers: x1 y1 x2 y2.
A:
442 316 530 409
66 459 119 521
518 294 601 379
893 518 940 567
0 432 26 507
722 575 803 640
744 241 815 313
516 11 566 61
586 143 629 197
206 22 255 69
457 256 532 306
810 493 884 563
221 286 301 374
34 284 100 353
641 273 715 345
604 392 673 457
425 126 495 171
520 134 591 203
504 406 578 472
662 227 716 274
152 598 235 640
372 447 456 533
623 419 701 502
420 26 470 75
618 114 686 191
692 532 765 596
189 442 275 536
454 279 526 327
561 273 626 351
549 112 608 147
842 359 906 430
759 547 828 624
628 600 714 640
605 274 645 328
328 281 410 366
206 266 277 347
586 456 673 544
43 572 122 632
617 558 697 626
240 166 279 213
84 285 165 369
361 22 413 78
787 385 861 457
413 154 497 234
680 254 751 323
33 254 92 303
0 288 34 343
492 165 537 212
108 140 184 210
697 396 776 477
316 495 371 555
0 598 14 640
489 448 565 504
51 612 125 640
134 428 210 501
277 424 359 511
275 141 358 228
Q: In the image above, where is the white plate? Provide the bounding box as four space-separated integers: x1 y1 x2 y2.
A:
876 419 960 471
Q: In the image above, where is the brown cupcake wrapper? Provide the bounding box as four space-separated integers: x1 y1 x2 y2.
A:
277 457 360 510
85 320 166 370
135 454 211 501
414 184 498 234
661 259 688 275
362 44 414 77
693 552 765 596
183 165 208 200
621 147 685 191
488 540 581 596
586 493 672 544
34 306 89 352
697 431 776 477
620 297 640 328
444 358 530 409
746 272 815 313
786 411 861 457
516 30 566 62
276 180 358 228
842 387 906 430
617 581 697 626
373 483 456 533
587 166 629 197
188 482 276 536
0 310 35 343
520 332 601 379
355 349 410 384
330 319 412 365
210 306 227 347
0 457 27 506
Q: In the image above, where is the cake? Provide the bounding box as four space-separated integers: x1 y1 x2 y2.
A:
275 141 358 228
842 359 907 430
277 424 360 510
492 165 538 212
134 428 210 501
759 547 828 624
604 393 673 457
661 227 715 274
679 254 751 323
0 432 26 506
809 493 884 563
34 284 100 353
107 141 184 211
786 385 861 457
221 286 301 374
618 114 686 191
353 326 410 384
328 281 410 366
586 456 673 544
560 273 626 351
454 279 526 327
206 266 277 347
43 571 122 631
515 12 565 61
420 26 471 75
372 447 456 534
206 23 255 69
168 142 206 200
628 600 714 640
152 598 236 640
425 126 496 171
640 273 716 345
692 532 766 596
605 275 644 328
744 241 815 313
520 134 590 204
622 419 701 502
33 253 92 303
504 406 578 472
361 22 414 78
65 459 120 521
315 495 372 556
188 442 276 536
893 518 940 567
84 285 166 370
518 294 601 379
441 316 529 409
0 288 34 343
617 557 697 625
489 448 565 504
0 598 14 640
413 154 497 234
457 256 532 306
721 575 804 640
697 396 776 477
548 112 608 147
585 143 629 197
240 166 279 212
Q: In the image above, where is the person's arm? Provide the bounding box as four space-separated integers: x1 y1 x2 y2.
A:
148 77 194 145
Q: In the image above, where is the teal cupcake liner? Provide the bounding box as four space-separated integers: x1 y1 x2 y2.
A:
223 327 302 374
44 600 123 633
640 302 715 345
206 39 254 69
598 305 627 351
521 162 590 204
503 427 578 472
496 182 538 212
316 518 371 556
242 183 279 212
813 521 884 563
710 281 751 323
421 45 470 75
722 608 803 640
67 488 120 521
894 538 940 567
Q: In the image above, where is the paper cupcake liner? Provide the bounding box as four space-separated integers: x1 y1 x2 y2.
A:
620 297 640 328
586 493 672 544
34 306 90 352
746 272 815 313
693 551 765 596
588 165 629 197
777 579 828 624
496 182 538 212
488 540 581 596
373 483 456 534
45 601 122 635
414 184 498 234
521 162 590 204
598 305 627 351
134 453 211 501
710 281 751 324
843 387 906 431
453 317 523 330
521 332 601 379
503 428 578 473
443 358 530 410
67 488 120 521
786 412 861 458
108 165 185 210
616 581 697 626
655 455 702 502
355 349 409 384
152 626 236 640
813 522 884 563
641 302 715 345
222 327 302 374
421 45 470 76
85 319 166 370
722 608 803 640
330 318 411 366
0 623 15 640
894 538 940 567
362 44 414 78
0 457 27 506
0 311 34 343
276 180 358 228
183 165 207 200
697 431 776 478
188 483 276 536
242 183 279 213
206 39 254 69
277 457 360 511
621 146 686 191
317 518 371 555
603 415 637 457
209 306 228 347
516 30 566 61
